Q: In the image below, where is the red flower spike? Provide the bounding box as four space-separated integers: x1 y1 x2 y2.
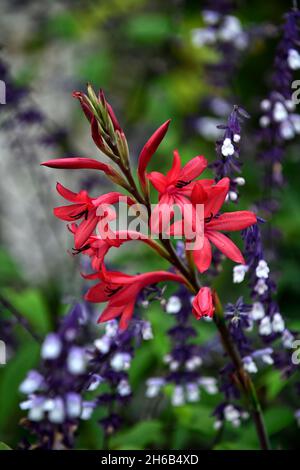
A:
137 120 171 189
192 287 215 320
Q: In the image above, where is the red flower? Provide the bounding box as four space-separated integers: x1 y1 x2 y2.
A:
148 150 207 233
85 266 185 330
54 183 132 249
137 120 171 190
172 177 257 272
192 287 215 319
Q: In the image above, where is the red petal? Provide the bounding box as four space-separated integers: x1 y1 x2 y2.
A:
180 155 207 181
147 171 168 193
41 157 114 175
97 306 123 323
137 120 171 188
56 182 79 202
85 283 111 302
204 177 230 218
207 211 257 231
192 237 212 273
75 213 98 249
206 230 245 264
166 149 181 183
54 204 85 221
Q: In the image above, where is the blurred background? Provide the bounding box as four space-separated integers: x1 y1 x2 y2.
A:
0 0 300 450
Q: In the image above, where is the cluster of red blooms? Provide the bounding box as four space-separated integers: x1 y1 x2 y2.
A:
42 86 256 330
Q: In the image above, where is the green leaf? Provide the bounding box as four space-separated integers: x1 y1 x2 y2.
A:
174 405 216 438
110 420 164 449
125 14 171 44
0 342 40 433
46 12 82 39
0 442 12 450
3 288 51 335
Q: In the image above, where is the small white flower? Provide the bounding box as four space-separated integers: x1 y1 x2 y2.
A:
48 397 65 424
221 137 235 156
224 404 240 423
41 333 62 360
105 320 118 337
141 321 154 340
146 378 165 398
214 420 223 430
234 177 245 186
172 385 185 406
66 393 82 418
166 296 182 314
285 99 296 111
186 383 200 402
287 48 300 70
254 279 268 295
219 16 242 42
233 264 248 283
243 356 258 374
261 99 271 111
67 347 86 375
203 10 220 25
272 313 285 333
280 120 295 140
261 352 274 365
110 352 131 371
80 402 95 420
228 191 238 201
233 133 241 143
256 260 270 279
273 102 288 122
87 374 103 391
19 370 44 394
94 336 111 354
251 302 265 321
290 114 300 133
259 317 272 336
199 377 218 395
185 356 202 371
260 115 271 128
191 28 216 46
170 361 179 371
282 329 294 349
117 379 131 397
294 409 300 427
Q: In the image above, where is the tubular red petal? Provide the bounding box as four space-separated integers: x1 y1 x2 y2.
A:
180 155 207 181
166 149 181 183
56 182 79 202
147 171 168 193
85 283 111 303
74 213 98 249
192 237 212 273
137 120 171 188
204 177 230 218
41 157 114 175
206 230 245 264
207 211 257 232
